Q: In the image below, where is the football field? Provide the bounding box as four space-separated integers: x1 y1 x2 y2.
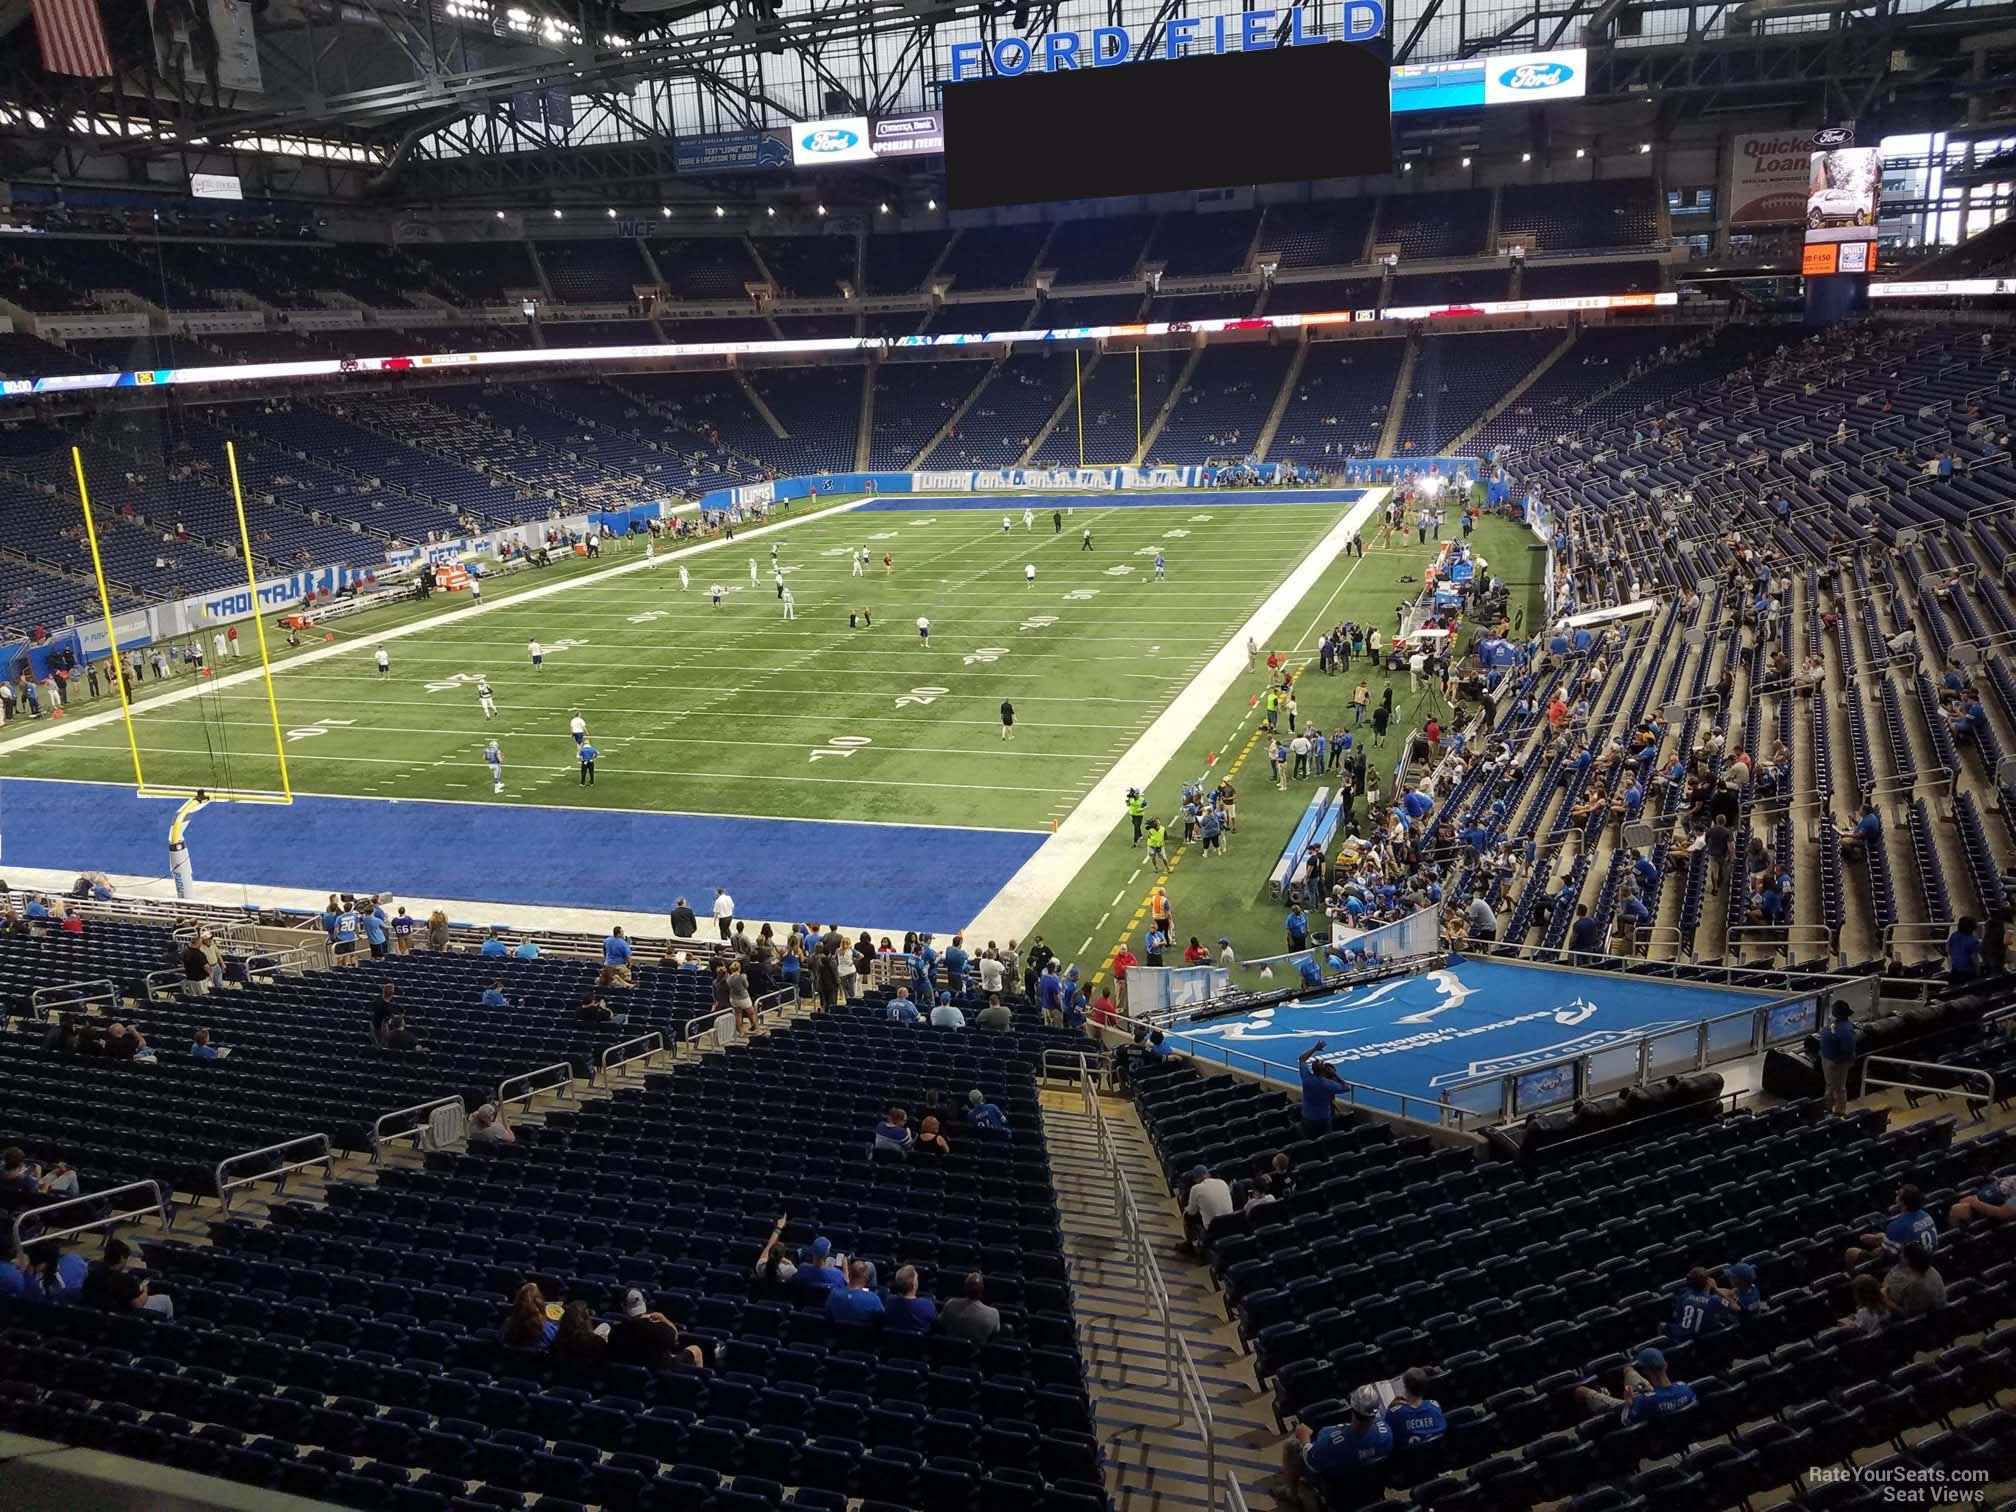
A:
1 489 1396 932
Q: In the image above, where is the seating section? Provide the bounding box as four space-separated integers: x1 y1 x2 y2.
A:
1139 1058 2016 1511
754 237 858 300
741 367 866 475
1520 260 1663 299
1395 328 1559 453
862 232 952 296
410 244 541 305
1464 325 1677 456
1500 180 1661 251
1150 343 1297 465
1270 337 1407 461
916 353 1073 469
936 226 1046 291
1388 268 1512 309
1041 217 1155 284
1262 202 1378 269
1029 347 1178 466
868 361 981 470
1148 211 1261 278
0 915 1105 1512
538 242 652 305
1377 191 1491 259
647 240 764 302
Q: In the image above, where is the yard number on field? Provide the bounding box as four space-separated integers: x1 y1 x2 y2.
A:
286 718 357 743
895 687 949 707
810 735 873 762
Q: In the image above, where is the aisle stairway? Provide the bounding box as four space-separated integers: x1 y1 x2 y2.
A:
1041 1079 1279 1512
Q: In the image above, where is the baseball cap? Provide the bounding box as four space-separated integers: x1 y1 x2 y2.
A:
1188 1165 1209 1183
1349 1386 1383 1418
1634 1346 1667 1372
808 1237 832 1258
621 1288 647 1318
1726 1263 1756 1283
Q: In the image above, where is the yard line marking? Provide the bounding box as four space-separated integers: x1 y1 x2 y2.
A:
1077 935 1094 956
1110 890 1126 907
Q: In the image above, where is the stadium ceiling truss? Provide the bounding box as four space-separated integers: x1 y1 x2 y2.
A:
0 0 2009 201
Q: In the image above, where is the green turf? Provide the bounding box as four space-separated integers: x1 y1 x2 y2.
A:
7 496 1370 833
1021 514 1547 979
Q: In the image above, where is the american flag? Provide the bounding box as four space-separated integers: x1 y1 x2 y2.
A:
32 0 113 77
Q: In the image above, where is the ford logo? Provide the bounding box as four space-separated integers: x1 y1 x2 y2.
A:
1813 126 1854 147
1499 61 1572 90
800 127 860 153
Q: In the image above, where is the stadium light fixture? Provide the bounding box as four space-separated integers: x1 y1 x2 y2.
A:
816 204 827 215
1640 142 1652 153
1461 156 1471 167
606 207 617 218
495 209 506 219
878 202 890 213
1575 148 1586 159
661 207 671 217
766 206 776 217
1521 152 1531 162
715 205 725 217
927 198 937 210
552 208 563 219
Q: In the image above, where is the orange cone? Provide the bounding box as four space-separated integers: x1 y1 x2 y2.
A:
324 632 335 642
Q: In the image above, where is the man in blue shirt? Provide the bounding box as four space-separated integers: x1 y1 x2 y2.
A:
480 929 508 958
1576 1345 1697 1424
1036 963 1065 1024
1850 1183 1939 1267
514 938 540 960
481 981 510 1009
1385 1368 1447 1452
0 1243 36 1300
578 742 599 785
1568 905 1605 961
1818 1000 1857 1115
1949 916 1982 984
1669 1267 1736 1338
883 1265 938 1335
967 1089 1009 1133
363 909 389 960
334 905 360 956
605 928 632 968
1287 1386 1393 1503
886 989 920 1026
943 935 970 995
1725 1262 1765 1318
790 1238 846 1294
826 1261 886 1325
1297 1040 1348 1136
1285 907 1310 951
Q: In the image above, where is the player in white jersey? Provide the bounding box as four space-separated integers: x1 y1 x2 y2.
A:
678 563 690 590
851 549 865 578
375 645 390 678
644 541 657 567
1024 508 1035 530
1003 514 1012 533
469 575 482 605
569 713 587 747
1026 563 1036 587
477 677 497 719
770 543 779 565
528 639 544 671
749 557 758 585
710 584 724 607
781 588 796 620
484 738 504 794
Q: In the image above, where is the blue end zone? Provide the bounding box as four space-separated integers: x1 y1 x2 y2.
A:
1164 960 1774 1114
0 778 1042 932
851 489 1367 513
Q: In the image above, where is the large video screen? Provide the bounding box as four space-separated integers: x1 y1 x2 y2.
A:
944 42 1392 211
1805 146 1880 246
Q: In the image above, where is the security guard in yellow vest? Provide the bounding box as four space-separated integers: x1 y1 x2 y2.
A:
1126 789 1147 846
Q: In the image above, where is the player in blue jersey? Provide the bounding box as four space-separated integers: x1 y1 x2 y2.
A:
484 738 504 794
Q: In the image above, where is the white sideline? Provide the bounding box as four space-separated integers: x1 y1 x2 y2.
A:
0 499 867 761
962 488 1390 945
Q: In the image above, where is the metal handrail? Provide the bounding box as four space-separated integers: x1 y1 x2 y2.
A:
1224 1470 1251 1512
30 978 116 1015
1174 1335 1217 1505
1862 1055 1999 1121
371 1094 464 1163
497 1061 574 1110
680 986 797 1050
213 1133 332 1211
143 968 186 1000
10 1179 170 1251
596 1030 666 1084
242 945 319 977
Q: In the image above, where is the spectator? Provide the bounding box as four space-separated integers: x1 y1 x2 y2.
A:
468 1103 515 1144
0 1147 77 1198
501 1283 557 1348
180 937 211 996
514 937 540 961
480 981 510 1009
1949 915 1982 984
1849 1274 1892 1335
966 1088 1009 1133
1297 1041 1348 1137
380 1014 424 1052
790 1236 847 1295
826 1259 885 1324
884 1265 938 1334
480 929 509 959
550 1300 609 1368
576 991 613 1024
1568 905 1605 960
1574 1344 1695 1422
873 1106 914 1154
886 987 920 1026
930 995 966 1028
1818 1001 1857 1116
977 995 1013 1030
1285 1386 1392 1505
608 1288 704 1368
190 1028 225 1059
940 1272 1001 1344
727 961 757 1034
1883 1242 1946 1316
427 909 451 952
80 1238 172 1318
1386 1367 1447 1452
1725 1261 1765 1319
1180 1163 1234 1252
1950 1150 2016 1228
1848 1183 1938 1267
1670 1266 1736 1338
668 898 698 937
914 1116 950 1156
0 1241 35 1299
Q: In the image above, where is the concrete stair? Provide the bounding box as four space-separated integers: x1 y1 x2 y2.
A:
1041 1080 1275 1512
